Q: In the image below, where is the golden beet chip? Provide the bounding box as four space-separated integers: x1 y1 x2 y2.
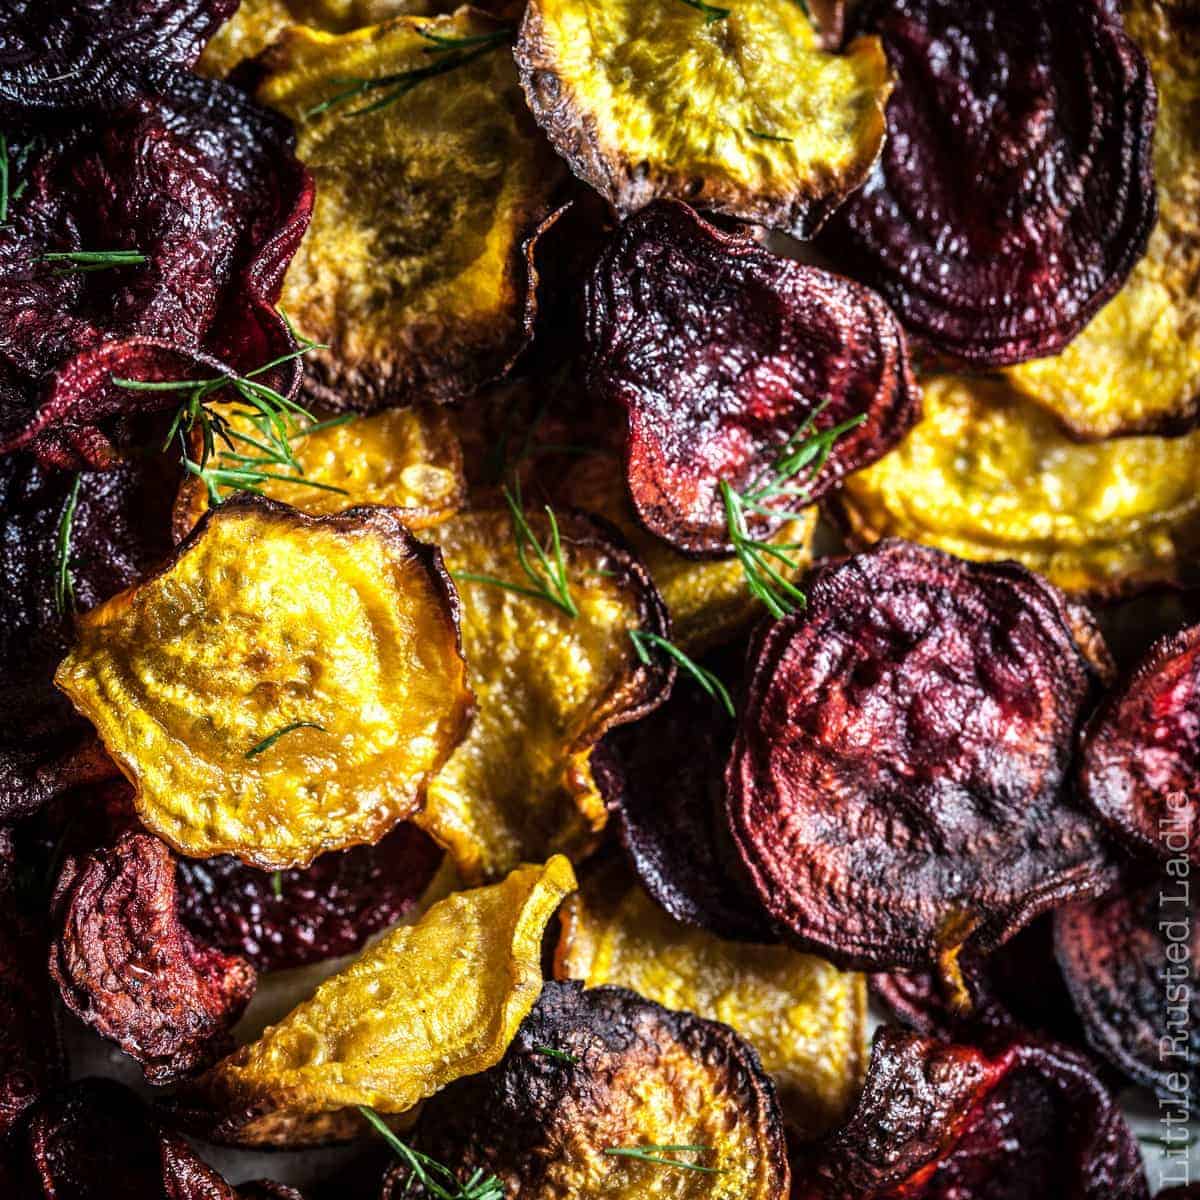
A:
55 497 472 869
418 506 672 882
173 404 465 537
834 374 1200 598
1005 0 1200 437
194 857 576 1146
515 0 891 237
256 10 566 410
556 863 867 1138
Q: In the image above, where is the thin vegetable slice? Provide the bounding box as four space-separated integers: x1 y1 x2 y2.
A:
55 496 472 870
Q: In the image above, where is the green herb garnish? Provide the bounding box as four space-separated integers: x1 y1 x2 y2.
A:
0 133 9 225
532 1044 579 1064
746 128 794 143
53 474 82 616
672 0 731 23
0 132 37 224
40 249 148 274
358 1105 505 1200
603 1144 721 1174
245 722 328 759
629 630 734 718
271 871 284 899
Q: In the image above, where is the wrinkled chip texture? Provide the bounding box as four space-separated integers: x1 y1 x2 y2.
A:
821 0 1156 367
727 540 1115 971
389 980 790 1199
1079 624 1200 865
55 497 471 869
556 864 866 1138
587 203 920 554
196 859 576 1147
419 507 672 883
835 373 1200 598
257 10 565 411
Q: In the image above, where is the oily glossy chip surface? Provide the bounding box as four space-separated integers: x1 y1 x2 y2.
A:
176 821 442 972
194 858 576 1146
555 862 867 1138
256 10 565 411
515 0 891 236
587 202 919 555
835 373 1200 599
727 539 1116 972
55 496 472 869
418 507 672 883
387 980 790 1199
792 1028 1149 1199
1079 624 1200 865
50 831 256 1084
821 0 1157 368
1006 0 1200 436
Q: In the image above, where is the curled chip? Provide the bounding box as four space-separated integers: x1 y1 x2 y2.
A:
0 73 312 470
792 1028 1149 1198
1006 0 1200 436
726 539 1116 972
255 9 566 411
1078 624 1200 865
419 507 672 883
821 0 1156 367
387 980 789 1199
50 831 256 1084
55 496 472 869
193 858 576 1146
586 202 920 555
0 453 176 823
556 863 867 1138
0 0 235 116
514 0 891 236
1055 875 1199 1103
176 821 443 973
835 373 1200 598
173 404 466 538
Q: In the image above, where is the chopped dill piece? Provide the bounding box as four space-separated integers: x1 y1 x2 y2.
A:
532 1044 579 1064
746 127 794 143
673 0 732 23
245 722 327 759
53 474 82 616
603 1144 721 1173
40 249 148 274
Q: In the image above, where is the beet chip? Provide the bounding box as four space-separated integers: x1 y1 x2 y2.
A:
726 540 1116 972
793 1027 1149 1198
50 831 256 1084
1079 624 1200 866
1055 874 1198 1104
820 0 1157 367
0 72 311 469
176 822 443 973
586 202 920 555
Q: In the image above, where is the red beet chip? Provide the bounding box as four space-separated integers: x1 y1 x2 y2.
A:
726 539 1117 972
819 0 1157 367
585 201 920 555
175 822 443 973
1055 873 1198 1105
0 72 312 470
49 831 255 1085
1079 624 1200 866
793 1027 1150 1198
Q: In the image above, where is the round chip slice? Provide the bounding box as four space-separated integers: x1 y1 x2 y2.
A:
726 539 1117 972
386 980 790 1198
821 0 1157 368
54 496 472 869
255 9 566 411
834 373 1200 598
515 0 891 236
586 202 920 555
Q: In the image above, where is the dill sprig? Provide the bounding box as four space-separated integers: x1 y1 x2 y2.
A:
358 1106 505 1200
532 1044 578 1065
455 486 578 619
673 0 731 23
305 27 513 119
53 474 82 616
746 128 793 143
245 722 327 759
271 871 284 899
40 249 147 275
629 630 733 718
603 1144 721 1174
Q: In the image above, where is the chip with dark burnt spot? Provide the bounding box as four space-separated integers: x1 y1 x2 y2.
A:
386 980 789 1199
586 202 920 556
50 831 256 1084
1055 874 1199 1104
0 72 311 470
792 1027 1150 1198
1079 624 1200 866
726 539 1117 972
819 0 1157 368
